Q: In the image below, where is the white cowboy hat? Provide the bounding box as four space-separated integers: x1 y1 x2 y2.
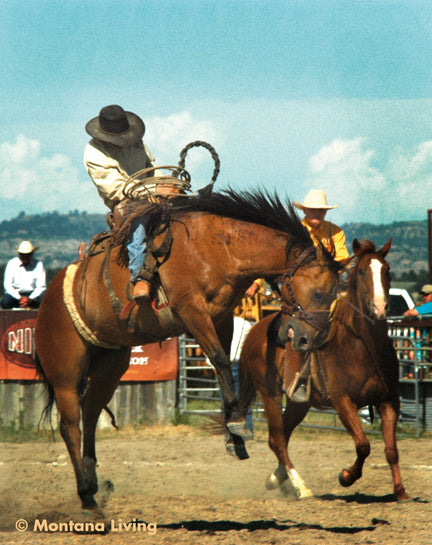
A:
293 189 338 210
16 241 38 254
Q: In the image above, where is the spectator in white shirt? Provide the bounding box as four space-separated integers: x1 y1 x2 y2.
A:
1 241 46 309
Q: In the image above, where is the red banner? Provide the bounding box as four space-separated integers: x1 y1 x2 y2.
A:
0 310 178 381
122 339 178 381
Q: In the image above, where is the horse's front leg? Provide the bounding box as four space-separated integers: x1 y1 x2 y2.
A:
333 396 370 487
378 398 410 501
178 307 248 437
263 392 313 499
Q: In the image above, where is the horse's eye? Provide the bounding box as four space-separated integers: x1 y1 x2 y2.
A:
358 269 366 277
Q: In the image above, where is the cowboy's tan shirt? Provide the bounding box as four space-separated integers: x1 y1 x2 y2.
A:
84 138 159 210
302 219 349 262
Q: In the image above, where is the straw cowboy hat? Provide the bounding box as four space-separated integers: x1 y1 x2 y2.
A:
16 241 38 254
420 284 432 295
85 105 145 148
294 189 338 210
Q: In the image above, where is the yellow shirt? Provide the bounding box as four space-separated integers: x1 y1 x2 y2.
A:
302 219 349 262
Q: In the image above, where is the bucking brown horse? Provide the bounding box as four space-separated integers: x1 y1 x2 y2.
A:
35 189 341 513
238 238 410 502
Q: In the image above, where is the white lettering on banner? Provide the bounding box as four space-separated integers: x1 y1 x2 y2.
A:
130 356 150 366
8 328 35 358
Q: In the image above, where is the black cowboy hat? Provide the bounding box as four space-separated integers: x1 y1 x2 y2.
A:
85 105 145 148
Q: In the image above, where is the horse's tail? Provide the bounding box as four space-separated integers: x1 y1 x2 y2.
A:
34 353 56 428
238 360 257 417
368 404 374 424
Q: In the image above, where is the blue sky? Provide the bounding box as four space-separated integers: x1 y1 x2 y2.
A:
1 0 432 225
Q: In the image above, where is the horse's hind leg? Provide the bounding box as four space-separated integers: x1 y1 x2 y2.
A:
378 398 409 501
81 347 131 496
333 396 370 487
40 345 98 511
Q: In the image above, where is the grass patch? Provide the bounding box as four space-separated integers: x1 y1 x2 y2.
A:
0 425 58 443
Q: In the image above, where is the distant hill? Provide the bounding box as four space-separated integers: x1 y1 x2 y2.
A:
342 220 428 278
0 211 107 269
0 211 428 279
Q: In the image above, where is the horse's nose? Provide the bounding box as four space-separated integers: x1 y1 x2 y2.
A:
293 335 309 352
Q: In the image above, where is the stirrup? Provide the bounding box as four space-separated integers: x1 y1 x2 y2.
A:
287 372 311 402
133 280 151 300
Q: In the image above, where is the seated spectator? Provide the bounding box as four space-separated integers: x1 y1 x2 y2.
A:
1 241 46 309
404 284 432 317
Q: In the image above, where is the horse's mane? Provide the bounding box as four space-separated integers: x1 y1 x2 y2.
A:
115 188 327 267
170 188 311 242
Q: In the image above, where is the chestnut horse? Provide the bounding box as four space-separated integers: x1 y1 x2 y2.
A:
35 189 341 513
238 238 409 502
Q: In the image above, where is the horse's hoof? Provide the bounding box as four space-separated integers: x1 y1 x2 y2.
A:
338 469 354 488
279 479 301 501
266 473 282 490
81 504 105 520
226 419 253 440
395 485 411 502
80 492 104 518
266 465 288 490
297 487 314 500
397 495 412 503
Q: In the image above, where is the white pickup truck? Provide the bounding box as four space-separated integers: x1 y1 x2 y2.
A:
388 287 416 318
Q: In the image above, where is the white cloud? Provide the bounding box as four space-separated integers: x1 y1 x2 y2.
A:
305 137 432 225
0 135 103 218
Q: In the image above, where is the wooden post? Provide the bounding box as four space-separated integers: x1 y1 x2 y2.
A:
428 210 432 283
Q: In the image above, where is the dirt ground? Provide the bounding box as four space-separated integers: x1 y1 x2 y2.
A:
0 424 431 545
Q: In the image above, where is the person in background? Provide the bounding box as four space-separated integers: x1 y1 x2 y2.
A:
218 315 254 437
230 315 254 434
294 189 349 262
1 241 46 309
404 284 432 317
84 104 171 301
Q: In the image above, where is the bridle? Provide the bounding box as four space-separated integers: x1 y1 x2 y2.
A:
280 246 336 333
335 256 387 325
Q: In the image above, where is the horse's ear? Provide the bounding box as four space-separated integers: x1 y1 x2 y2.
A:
352 238 361 256
379 238 392 257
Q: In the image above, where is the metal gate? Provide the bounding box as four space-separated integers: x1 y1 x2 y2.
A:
177 333 265 420
177 333 220 416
